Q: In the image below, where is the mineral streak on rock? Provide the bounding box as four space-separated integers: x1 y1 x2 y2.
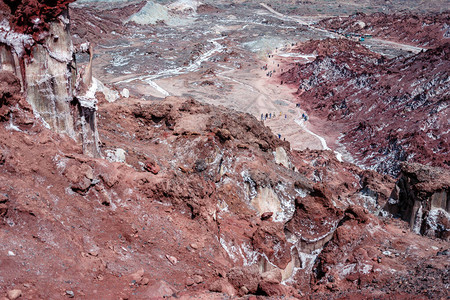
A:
0 0 101 157
0 0 449 299
387 162 450 240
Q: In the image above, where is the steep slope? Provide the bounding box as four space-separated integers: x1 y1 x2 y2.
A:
1 81 449 298
282 39 449 175
318 12 450 47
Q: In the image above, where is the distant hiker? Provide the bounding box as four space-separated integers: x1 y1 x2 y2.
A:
285 114 287 119
281 81 283 85
265 113 268 119
278 134 281 139
269 113 272 119
261 113 264 121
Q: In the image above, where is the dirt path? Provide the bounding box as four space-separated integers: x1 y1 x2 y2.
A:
113 37 226 97
366 38 425 53
254 51 345 158
259 3 426 54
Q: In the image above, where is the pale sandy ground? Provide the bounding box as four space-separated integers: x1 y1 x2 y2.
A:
102 5 423 158
151 45 332 153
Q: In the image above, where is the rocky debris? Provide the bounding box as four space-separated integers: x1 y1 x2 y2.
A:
252 222 291 269
142 280 176 298
282 39 449 175
70 2 146 48
129 268 149 286
318 12 450 47
144 158 160 174
257 281 290 296
64 163 95 194
65 290 74 298
311 211 449 298
0 193 8 218
260 211 273 220
0 79 448 298
208 278 237 296
292 38 381 61
226 266 260 296
6 290 21 300
387 162 450 240
166 255 178 265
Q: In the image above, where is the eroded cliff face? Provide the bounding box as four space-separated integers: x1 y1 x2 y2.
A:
0 0 101 157
387 162 450 240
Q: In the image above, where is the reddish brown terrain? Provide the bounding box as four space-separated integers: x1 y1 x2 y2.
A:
0 0 449 299
281 39 449 175
318 12 450 47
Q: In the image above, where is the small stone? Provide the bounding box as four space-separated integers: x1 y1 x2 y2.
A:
186 278 195 286
193 275 203 284
130 268 145 283
239 286 249 295
144 159 160 174
121 88 130 98
142 277 150 285
261 269 282 284
261 212 273 221
7 251 15 256
65 290 74 298
190 243 198 249
165 255 178 265
7 289 22 300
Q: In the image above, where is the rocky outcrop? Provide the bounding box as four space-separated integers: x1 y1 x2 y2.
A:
318 12 450 47
282 39 449 175
0 88 448 298
0 0 101 157
387 162 450 240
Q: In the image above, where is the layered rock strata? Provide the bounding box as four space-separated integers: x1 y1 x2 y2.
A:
0 0 100 157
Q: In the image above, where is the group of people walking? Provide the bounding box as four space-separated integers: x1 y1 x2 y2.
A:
261 112 287 121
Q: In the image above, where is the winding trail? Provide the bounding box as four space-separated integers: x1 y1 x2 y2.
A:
113 5 421 161
259 3 426 54
115 37 226 96
294 117 343 162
